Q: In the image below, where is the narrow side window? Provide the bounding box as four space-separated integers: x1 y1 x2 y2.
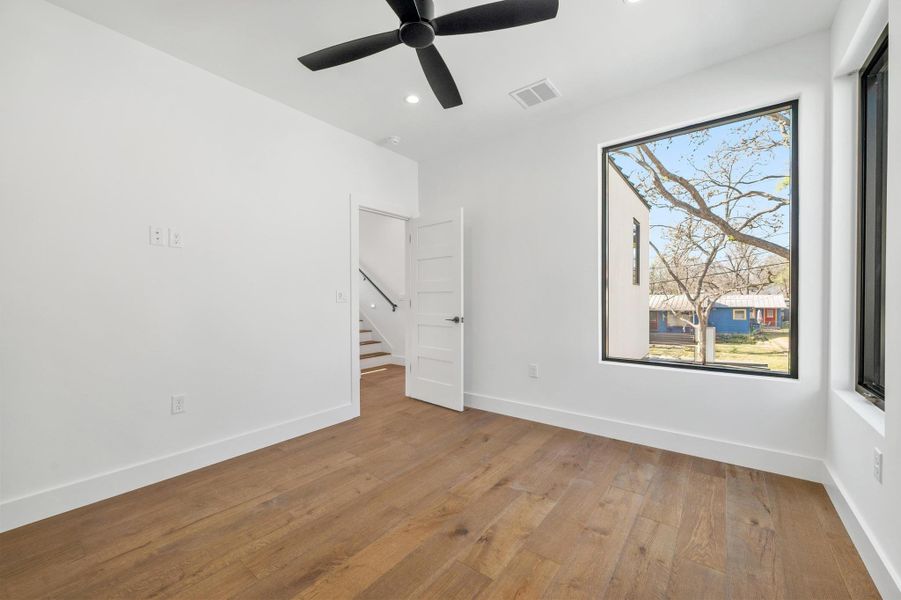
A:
857 30 888 409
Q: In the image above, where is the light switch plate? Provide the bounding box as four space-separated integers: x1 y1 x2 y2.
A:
336 290 348 303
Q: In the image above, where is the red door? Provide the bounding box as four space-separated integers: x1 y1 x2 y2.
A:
764 309 776 326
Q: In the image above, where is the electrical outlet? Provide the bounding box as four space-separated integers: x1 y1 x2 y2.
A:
149 226 165 246
171 394 186 415
168 228 183 248
528 363 539 378
874 447 883 484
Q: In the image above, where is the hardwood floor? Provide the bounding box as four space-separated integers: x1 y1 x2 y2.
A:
0 365 879 599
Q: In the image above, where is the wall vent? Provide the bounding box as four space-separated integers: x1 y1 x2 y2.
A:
510 79 561 109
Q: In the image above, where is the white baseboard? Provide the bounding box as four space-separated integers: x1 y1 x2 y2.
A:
0 403 357 533
823 466 901 600
390 355 405 366
465 391 826 483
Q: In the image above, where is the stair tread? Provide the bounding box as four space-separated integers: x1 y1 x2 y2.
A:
361 351 391 359
360 340 380 345
360 329 372 333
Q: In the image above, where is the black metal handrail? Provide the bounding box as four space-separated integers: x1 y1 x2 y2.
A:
359 269 398 312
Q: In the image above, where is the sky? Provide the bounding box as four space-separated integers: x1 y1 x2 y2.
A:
608 109 793 265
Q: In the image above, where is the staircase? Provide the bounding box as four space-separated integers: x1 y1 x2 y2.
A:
360 319 392 370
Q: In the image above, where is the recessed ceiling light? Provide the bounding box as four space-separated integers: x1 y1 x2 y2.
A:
405 94 420 104
623 0 641 3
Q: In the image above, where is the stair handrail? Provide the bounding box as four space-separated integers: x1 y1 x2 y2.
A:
359 268 398 312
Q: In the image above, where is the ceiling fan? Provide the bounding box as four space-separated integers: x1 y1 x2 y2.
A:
297 0 560 109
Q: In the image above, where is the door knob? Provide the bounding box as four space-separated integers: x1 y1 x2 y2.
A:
445 316 463 324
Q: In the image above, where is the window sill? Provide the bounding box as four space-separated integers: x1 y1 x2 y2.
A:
833 389 885 437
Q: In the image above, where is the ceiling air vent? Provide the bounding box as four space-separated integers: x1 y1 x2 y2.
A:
510 79 561 109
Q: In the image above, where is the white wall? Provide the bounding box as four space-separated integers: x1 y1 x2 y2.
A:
0 0 417 531
420 33 831 479
359 210 407 357
605 166 650 360
360 210 407 298
826 0 901 595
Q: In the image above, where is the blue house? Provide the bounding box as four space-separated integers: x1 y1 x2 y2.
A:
650 295 788 336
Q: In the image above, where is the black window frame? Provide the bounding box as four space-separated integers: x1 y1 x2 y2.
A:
601 101 800 379
632 218 641 285
856 29 888 409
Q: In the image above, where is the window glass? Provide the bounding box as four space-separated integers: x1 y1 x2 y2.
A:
603 103 797 377
857 33 888 408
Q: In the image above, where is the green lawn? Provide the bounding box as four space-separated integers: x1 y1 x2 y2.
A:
648 329 790 373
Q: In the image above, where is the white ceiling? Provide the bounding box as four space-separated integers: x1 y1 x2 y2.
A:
49 0 840 160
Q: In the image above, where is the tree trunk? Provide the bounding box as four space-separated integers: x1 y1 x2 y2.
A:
695 311 709 364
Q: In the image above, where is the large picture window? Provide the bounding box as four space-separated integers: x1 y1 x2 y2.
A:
857 31 888 408
602 102 799 377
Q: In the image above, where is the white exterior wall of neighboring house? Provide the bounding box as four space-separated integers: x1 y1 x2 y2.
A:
606 164 650 360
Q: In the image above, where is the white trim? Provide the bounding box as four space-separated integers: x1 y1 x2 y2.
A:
833 389 886 437
0 404 356 533
359 205 410 221
833 0 889 76
464 391 826 482
349 195 361 414
823 465 901 599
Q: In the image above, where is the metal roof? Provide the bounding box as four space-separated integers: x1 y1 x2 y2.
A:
649 294 787 312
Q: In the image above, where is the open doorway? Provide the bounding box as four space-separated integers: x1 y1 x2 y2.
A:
356 207 408 382
350 201 465 414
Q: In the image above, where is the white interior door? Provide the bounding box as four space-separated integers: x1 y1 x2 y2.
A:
406 208 464 411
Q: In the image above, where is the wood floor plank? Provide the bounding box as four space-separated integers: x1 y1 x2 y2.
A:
726 516 779 600
810 483 882 600
605 515 679 599
724 464 780 600
418 560 492 600
767 473 853 600
611 444 660 495
460 490 556 578
356 484 523 600
667 558 728 599
297 493 470 600
640 450 693 528
0 365 877 600
542 484 644 599
672 470 727 573
233 499 409 600
478 549 560 600
525 478 604 561
725 464 774 530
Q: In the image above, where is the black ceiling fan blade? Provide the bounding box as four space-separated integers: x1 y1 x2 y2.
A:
298 30 400 71
385 0 421 22
413 0 434 20
433 0 559 36
416 45 462 109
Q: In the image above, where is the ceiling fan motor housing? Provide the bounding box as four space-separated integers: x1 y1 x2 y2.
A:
399 21 435 49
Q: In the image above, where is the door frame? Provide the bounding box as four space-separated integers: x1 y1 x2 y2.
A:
348 194 412 416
